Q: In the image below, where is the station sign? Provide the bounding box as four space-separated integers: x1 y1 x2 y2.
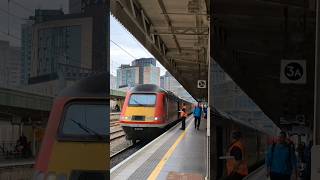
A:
197 80 206 88
280 60 306 84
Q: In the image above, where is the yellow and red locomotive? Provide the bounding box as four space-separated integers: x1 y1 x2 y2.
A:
119 84 192 142
34 74 109 179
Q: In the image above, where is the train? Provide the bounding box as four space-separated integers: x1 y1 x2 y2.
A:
211 108 270 178
33 73 109 180
119 84 193 143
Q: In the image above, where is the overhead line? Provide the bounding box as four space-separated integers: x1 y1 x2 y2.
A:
0 30 21 40
10 0 33 13
0 7 25 20
110 39 137 59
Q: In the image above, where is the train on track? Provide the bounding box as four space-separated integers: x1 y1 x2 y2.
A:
34 73 109 180
211 108 271 178
119 84 193 143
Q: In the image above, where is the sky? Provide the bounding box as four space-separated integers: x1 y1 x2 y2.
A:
110 15 166 76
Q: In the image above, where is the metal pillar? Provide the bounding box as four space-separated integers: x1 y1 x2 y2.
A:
206 17 211 179
312 0 320 178
315 0 320 147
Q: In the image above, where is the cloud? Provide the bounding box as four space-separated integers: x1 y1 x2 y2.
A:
110 16 166 76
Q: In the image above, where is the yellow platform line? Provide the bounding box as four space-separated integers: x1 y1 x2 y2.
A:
147 119 193 180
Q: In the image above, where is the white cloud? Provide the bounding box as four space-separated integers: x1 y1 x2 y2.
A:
110 15 166 76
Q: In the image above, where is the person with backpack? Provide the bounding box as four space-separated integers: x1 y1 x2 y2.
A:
193 103 202 130
266 131 298 180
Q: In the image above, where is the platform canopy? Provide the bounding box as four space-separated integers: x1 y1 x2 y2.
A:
111 0 210 101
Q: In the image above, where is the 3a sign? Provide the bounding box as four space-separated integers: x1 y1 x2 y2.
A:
197 80 206 88
280 60 306 84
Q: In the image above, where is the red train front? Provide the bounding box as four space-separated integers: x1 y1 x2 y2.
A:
119 84 191 143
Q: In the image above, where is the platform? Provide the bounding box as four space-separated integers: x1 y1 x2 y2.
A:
0 158 34 168
244 166 266 180
111 115 207 180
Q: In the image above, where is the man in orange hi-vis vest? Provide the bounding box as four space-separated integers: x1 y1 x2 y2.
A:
180 108 188 130
225 131 248 180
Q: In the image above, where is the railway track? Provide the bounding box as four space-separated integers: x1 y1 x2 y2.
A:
110 128 125 141
110 139 152 168
110 143 136 158
110 122 120 127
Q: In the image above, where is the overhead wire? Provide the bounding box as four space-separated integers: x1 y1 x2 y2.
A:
0 30 21 41
10 0 33 13
110 39 137 59
0 7 25 21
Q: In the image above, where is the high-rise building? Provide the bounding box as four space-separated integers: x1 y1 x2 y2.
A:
23 5 107 96
26 13 93 96
160 76 165 89
69 0 82 14
116 58 160 89
0 41 21 88
110 74 117 89
21 21 34 85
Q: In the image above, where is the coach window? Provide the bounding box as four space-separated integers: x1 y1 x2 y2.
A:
59 101 108 141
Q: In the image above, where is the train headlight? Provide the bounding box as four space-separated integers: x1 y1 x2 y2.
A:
125 116 128 120
154 117 159 120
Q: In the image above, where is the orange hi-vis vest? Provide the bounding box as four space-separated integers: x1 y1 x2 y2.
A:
180 111 188 118
226 140 248 176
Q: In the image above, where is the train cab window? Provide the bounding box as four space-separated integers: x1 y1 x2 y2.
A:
59 102 108 141
129 94 156 106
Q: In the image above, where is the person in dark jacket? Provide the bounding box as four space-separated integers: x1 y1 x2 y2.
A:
266 131 298 180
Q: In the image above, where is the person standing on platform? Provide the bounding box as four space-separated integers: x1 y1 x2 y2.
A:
225 131 248 180
182 102 187 110
193 103 202 130
203 104 207 119
115 104 120 112
180 108 188 130
266 131 298 180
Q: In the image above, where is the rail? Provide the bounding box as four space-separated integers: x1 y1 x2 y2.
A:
110 112 120 121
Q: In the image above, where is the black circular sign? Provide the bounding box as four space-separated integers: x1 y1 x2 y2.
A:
198 80 206 88
284 62 303 81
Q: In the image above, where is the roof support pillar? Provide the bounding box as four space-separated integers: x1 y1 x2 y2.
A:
312 0 320 179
